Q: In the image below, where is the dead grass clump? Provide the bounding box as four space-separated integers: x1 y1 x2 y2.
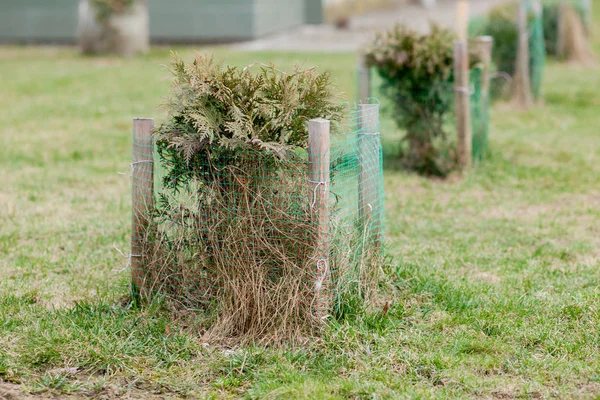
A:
140 153 389 344
560 5 595 65
140 155 323 344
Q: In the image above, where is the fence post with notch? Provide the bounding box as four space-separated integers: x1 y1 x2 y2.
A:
357 54 371 103
131 118 154 298
308 118 331 320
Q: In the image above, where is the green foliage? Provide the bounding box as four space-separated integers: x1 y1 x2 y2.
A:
365 25 478 176
479 4 519 77
90 0 136 21
543 2 561 55
155 53 344 192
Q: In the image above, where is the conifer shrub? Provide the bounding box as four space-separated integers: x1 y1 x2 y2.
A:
543 2 561 55
364 25 480 176
144 54 356 343
477 4 519 79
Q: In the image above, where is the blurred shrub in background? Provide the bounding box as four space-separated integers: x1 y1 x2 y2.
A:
365 25 480 177
469 2 545 100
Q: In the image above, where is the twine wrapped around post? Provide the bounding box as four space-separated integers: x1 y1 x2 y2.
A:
308 118 331 321
131 118 154 297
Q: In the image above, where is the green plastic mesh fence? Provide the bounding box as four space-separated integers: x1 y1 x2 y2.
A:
130 104 385 342
362 65 490 165
527 1 546 100
469 67 489 161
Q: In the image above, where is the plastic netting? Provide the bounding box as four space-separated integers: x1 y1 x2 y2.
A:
130 104 385 340
469 67 489 161
527 1 546 100
363 65 490 165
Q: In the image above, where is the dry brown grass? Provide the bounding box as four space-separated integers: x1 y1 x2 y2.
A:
139 159 321 344
136 148 388 344
561 5 596 65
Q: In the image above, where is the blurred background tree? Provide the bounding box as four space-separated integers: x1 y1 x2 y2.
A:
78 0 149 56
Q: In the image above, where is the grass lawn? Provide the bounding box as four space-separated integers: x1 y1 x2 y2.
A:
2 22 600 399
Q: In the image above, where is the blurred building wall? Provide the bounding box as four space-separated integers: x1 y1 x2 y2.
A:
253 0 306 37
305 0 324 24
150 0 255 42
0 0 78 42
0 0 323 43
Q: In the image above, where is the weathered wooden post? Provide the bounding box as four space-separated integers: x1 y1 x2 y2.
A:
472 36 494 160
514 0 534 108
131 118 154 296
357 55 371 103
457 0 469 41
454 0 471 169
308 118 331 320
358 103 382 248
474 36 494 106
557 0 567 59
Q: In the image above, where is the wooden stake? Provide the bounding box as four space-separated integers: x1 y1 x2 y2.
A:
308 118 331 319
357 54 371 103
456 0 469 41
358 104 381 247
131 118 154 297
454 39 472 169
514 0 533 108
558 0 567 59
474 36 494 106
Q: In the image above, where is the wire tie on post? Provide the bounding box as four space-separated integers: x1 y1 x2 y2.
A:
308 256 330 292
118 160 154 176
357 131 381 136
307 178 329 210
454 86 475 95
112 244 142 273
490 71 513 83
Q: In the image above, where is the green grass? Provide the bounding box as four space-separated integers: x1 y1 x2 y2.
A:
2 23 600 398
